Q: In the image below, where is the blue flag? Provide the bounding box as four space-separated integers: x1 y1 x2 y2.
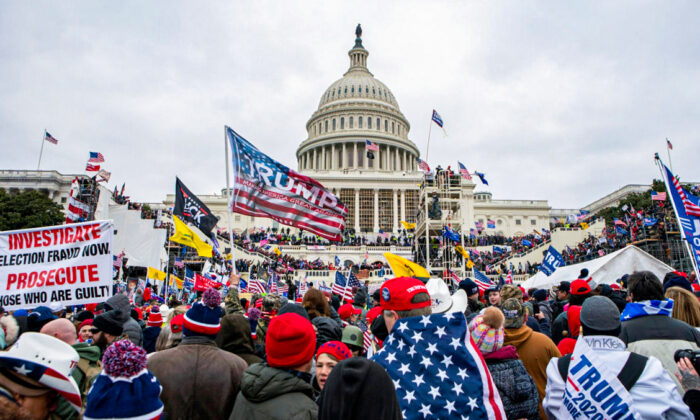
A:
660 162 700 271
616 226 628 236
475 171 488 185
492 246 504 254
441 226 460 242
539 246 565 276
643 217 658 227
521 239 532 247
335 256 340 267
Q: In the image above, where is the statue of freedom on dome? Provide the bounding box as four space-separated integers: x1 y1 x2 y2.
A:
355 23 362 38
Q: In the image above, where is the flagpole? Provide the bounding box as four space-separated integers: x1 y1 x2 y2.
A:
164 222 172 299
666 138 674 173
425 114 433 161
37 130 46 170
224 126 237 277
654 154 700 280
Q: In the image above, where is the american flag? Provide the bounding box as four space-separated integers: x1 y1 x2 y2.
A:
44 131 59 144
651 191 667 201
319 281 332 293
431 109 444 127
348 271 361 289
365 139 379 152
279 282 289 295
174 258 184 268
417 158 430 173
372 313 506 419
667 137 673 150
113 251 124 268
665 164 700 217
228 127 347 242
449 270 461 286
269 279 279 294
473 268 494 291
505 270 513 284
88 152 105 163
457 161 472 180
332 271 354 301
298 279 307 297
248 278 267 294
65 196 89 223
85 163 100 172
475 221 483 229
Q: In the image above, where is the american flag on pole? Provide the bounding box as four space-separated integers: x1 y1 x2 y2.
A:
651 191 667 201
373 313 505 419
505 270 513 284
88 152 105 163
174 258 184 268
431 109 444 127
417 158 430 172
85 163 100 172
667 138 673 150
247 278 267 295
666 166 700 217
473 268 494 292
332 271 354 301
227 127 347 241
44 131 59 144
457 161 472 180
65 197 89 223
365 139 379 152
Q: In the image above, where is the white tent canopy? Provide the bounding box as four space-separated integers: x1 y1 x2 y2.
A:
521 245 674 290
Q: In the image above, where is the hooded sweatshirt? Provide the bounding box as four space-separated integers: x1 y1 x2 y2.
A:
216 314 263 366
504 324 560 418
104 294 142 346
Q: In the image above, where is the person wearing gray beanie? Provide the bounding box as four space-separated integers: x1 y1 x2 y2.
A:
544 296 693 419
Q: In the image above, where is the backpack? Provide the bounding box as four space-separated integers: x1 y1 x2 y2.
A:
76 357 103 399
557 352 648 391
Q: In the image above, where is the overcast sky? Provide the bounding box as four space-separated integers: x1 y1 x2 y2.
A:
1 1 698 209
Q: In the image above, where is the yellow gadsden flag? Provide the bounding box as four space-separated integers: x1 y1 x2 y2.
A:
400 221 416 230
383 252 430 281
170 215 213 257
147 267 167 282
455 245 468 259
580 222 589 230
273 247 282 256
169 274 183 290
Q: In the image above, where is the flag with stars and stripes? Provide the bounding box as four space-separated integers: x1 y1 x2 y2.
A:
348 271 361 289
659 162 700 270
372 312 505 419
332 271 354 301
248 278 267 295
472 268 494 292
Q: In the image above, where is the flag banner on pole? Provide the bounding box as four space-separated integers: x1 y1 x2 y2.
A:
365 139 379 152
667 138 673 150
332 271 354 301
458 161 472 180
487 219 495 229
174 177 219 236
147 267 167 282
88 152 105 163
383 252 430 281
97 169 111 182
473 268 493 291
441 226 460 242
660 163 700 270
475 171 488 185
431 109 444 127
227 127 347 241
0 220 114 311
169 215 213 257
44 131 58 144
85 164 100 172
651 191 667 201
643 217 658 227
400 221 416 230
417 158 430 173
193 273 222 291
248 278 267 295
66 197 90 224
539 246 564 276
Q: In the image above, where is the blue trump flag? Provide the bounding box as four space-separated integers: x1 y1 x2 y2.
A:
492 246 505 254
441 226 461 242
475 171 488 185
643 217 658 227
539 246 565 276
521 239 532 247
660 162 700 272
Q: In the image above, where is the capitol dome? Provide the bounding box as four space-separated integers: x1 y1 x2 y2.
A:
297 25 420 174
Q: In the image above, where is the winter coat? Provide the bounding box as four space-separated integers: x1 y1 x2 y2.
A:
229 363 318 420
54 342 102 420
312 317 343 350
537 301 553 323
504 324 561 419
543 336 692 419
142 326 160 354
104 294 143 346
225 287 246 315
148 335 248 420
550 311 567 345
216 314 263 366
620 313 700 394
483 345 539 420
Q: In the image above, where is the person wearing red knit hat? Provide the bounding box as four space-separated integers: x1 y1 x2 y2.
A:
231 312 319 420
314 341 352 391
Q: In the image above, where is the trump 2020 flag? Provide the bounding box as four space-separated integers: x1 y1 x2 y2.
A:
373 312 505 419
540 245 565 276
660 162 700 271
227 127 347 241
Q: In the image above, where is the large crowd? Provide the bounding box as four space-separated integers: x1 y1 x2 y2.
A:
4 261 700 419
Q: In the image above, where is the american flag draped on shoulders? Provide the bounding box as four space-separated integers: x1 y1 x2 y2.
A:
373 312 505 419
227 127 347 241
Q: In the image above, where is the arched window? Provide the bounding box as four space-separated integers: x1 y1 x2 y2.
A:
325 120 328 132
378 89 382 96
365 86 369 93
392 122 395 134
338 88 341 95
344 87 347 94
367 117 372 129
351 86 355 93
376 118 380 129
340 117 344 129
372 88 376 94
349 116 353 128
332 119 336 130
358 116 363 128
384 120 388 131
318 123 321 134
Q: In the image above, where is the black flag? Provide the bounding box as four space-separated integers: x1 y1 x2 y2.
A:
174 177 219 235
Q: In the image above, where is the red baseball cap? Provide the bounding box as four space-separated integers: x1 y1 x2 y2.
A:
338 303 362 320
570 279 591 295
379 277 431 311
366 306 383 324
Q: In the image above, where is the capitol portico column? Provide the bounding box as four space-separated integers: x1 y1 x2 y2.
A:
354 188 360 232
313 149 317 170
365 142 369 170
402 150 407 172
400 190 406 222
331 144 335 170
392 189 398 232
373 189 379 232
353 143 358 169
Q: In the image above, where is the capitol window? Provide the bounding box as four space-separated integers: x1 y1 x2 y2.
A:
498 219 503 225
325 120 328 132
349 116 353 128
392 122 395 134
333 119 336 130
344 87 347 94
365 86 369 93
340 117 344 129
384 120 388 132
516 219 522 225
372 88 376 94
368 117 371 128
351 86 355 93
359 116 363 128
531 219 537 225
376 118 380 129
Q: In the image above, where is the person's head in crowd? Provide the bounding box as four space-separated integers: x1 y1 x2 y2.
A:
665 286 700 328
183 288 223 340
527 288 538 300
353 290 367 309
532 289 548 303
84 340 163 420
27 306 57 332
303 288 331 320
486 286 502 307
372 289 381 307
91 309 124 352
262 294 282 314
165 305 188 324
341 325 365 357
315 341 352 390
627 271 664 302
617 274 630 290
0 332 81 420
580 296 621 337
500 284 522 303
240 298 248 310
73 310 93 329
146 307 163 328
266 313 316 373
662 273 693 294
556 281 571 301
338 303 361 323
458 278 480 300
317 357 402 420
48 302 65 318
468 307 505 355
39 318 77 345
380 277 432 333
502 298 526 329
156 313 184 351
278 302 310 320
312 316 343 350
568 279 592 306
78 319 94 342
0 315 19 350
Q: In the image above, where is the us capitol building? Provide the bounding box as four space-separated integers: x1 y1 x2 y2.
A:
161 26 551 239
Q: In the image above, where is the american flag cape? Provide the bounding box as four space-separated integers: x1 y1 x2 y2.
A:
372 312 505 419
227 127 347 241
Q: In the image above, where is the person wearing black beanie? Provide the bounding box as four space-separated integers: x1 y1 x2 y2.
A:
318 357 401 420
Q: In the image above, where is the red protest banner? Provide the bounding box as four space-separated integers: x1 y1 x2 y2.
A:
193 273 222 292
